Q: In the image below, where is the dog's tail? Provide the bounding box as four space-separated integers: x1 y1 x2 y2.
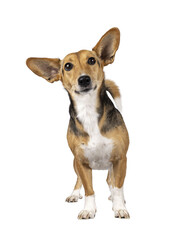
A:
105 80 122 112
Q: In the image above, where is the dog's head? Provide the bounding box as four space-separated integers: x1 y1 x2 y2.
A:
26 28 120 95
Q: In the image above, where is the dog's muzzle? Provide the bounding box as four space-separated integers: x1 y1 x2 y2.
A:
75 75 93 93
78 75 91 88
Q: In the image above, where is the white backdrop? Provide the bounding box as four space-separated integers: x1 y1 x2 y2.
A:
0 0 180 239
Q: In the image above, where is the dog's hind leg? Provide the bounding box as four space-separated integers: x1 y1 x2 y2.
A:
65 159 83 202
106 168 114 201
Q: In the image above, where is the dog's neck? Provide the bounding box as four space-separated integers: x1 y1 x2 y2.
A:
68 81 106 121
67 81 107 135
68 80 123 136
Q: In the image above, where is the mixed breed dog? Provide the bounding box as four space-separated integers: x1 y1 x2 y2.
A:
26 27 130 219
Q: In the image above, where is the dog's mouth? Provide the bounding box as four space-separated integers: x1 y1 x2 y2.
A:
75 85 97 94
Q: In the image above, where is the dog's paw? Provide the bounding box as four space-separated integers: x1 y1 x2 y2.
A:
66 190 83 203
114 209 130 219
78 210 96 220
65 194 83 203
108 195 112 201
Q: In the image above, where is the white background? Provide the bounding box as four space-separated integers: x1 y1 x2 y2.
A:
0 0 180 239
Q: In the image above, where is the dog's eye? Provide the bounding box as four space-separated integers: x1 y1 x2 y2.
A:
88 57 96 65
64 62 73 71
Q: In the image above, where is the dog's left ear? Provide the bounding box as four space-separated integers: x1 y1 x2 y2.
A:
92 27 120 66
26 57 61 83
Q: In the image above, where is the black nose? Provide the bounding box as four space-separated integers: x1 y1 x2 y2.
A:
78 75 91 87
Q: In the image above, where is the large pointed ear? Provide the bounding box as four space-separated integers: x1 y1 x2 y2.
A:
92 28 120 66
26 57 61 83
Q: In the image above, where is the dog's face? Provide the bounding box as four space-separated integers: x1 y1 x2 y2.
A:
61 50 104 95
26 28 120 96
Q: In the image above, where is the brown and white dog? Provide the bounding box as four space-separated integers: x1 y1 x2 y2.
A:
26 28 130 219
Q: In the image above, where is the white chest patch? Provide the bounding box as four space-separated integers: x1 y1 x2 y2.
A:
74 90 113 170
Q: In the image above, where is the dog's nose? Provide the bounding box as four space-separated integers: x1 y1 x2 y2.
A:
78 75 91 87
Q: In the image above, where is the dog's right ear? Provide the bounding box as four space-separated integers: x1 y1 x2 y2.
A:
26 58 61 83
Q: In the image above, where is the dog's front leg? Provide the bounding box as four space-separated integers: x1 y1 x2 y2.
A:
111 156 130 218
75 159 96 219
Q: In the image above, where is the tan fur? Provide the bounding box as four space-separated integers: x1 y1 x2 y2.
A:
75 159 94 196
61 50 104 95
67 123 89 163
26 27 129 218
105 80 121 99
93 28 120 66
26 58 61 83
71 159 82 191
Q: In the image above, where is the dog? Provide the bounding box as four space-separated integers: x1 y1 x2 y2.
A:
26 27 130 219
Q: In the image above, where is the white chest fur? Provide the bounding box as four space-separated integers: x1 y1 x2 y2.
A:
74 90 113 170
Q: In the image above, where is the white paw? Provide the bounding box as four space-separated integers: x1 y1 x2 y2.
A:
65 194 83 202
65 189 82 202
78 210 96 219
78 195 96 219
111 187 129 218
114 209 130 218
